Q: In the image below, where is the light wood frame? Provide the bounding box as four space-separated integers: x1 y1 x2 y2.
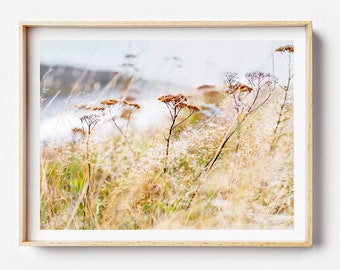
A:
19 21 313 247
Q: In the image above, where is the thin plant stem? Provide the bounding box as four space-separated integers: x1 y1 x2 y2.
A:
186 71 277 210
79 114 100 229
273 52 293 135
164 106 180 167
158 94 199 173
205 120 242 172
108 109 136 155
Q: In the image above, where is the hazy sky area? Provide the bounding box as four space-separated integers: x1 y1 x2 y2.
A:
40 40 293 87
40 40 294 142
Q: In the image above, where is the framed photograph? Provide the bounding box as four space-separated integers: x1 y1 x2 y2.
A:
19 21 312 246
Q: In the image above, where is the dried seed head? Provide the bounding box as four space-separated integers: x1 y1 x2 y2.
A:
158 94 174 103
227 83 253 94
100 99 119 106
73 103 87 109
176 102 188 109
236 84 253 93
80 114 101 128
245 71 265 80
266 74 279 85
174 94 188 103
196 84 215 91
90 106 105 111
72 127 85 135
224 72 239 87
158 94 188 107
275 45 294 53
121 99 141 109
124 95 136 102
129 102 141 109
186 104 200 112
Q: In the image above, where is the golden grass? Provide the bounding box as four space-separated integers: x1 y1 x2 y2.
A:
40 84 294 230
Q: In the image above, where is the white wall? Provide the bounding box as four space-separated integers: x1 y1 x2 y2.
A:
0 0 338 269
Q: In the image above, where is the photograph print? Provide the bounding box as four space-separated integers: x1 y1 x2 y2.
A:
40 39 295 230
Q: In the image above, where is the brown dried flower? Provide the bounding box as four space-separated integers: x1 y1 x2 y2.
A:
100 99 119 106
159 93 199 167
128 102 141 109
175 102 200 112
226 83 253 94
275 45 294 53
235 83 253 93
73 103 87 109
158 94 188 107
121 99 141 109
90 106 105 111
186 104 200 112
124 95 136 102
158 95 172 103
72 127 85 136
176 102 188 109
196 84 215 91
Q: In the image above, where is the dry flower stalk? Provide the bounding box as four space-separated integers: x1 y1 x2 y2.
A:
79 113 101 229
158 93 200 169
100 98 141 153
206 71 277 172
271 44 295 149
